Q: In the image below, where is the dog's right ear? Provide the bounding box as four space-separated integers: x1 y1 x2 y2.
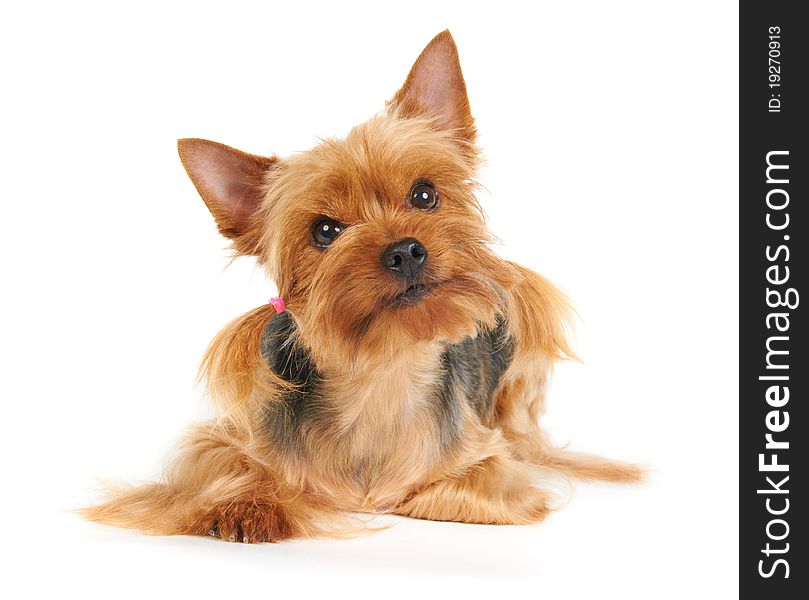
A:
178 138 277 255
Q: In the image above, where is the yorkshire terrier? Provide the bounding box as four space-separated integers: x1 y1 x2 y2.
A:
84 31 642 543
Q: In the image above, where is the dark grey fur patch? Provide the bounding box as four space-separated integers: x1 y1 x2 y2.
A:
259 312 323 451
438 317 514 436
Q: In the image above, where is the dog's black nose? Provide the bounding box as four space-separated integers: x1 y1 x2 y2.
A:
381 238 427 279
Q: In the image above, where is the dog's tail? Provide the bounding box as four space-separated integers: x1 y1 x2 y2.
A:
540 448 646 483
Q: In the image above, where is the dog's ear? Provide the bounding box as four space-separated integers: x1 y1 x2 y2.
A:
390 30 474 141
177 138 277 255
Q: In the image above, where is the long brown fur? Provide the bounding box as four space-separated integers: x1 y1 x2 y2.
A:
83 30 643 543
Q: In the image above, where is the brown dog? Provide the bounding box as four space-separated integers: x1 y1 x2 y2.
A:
84 30 642 543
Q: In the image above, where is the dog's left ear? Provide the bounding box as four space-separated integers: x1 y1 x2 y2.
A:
389 30 475 141
178 138 277 255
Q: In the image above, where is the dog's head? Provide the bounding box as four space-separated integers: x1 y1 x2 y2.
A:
179 31 515 365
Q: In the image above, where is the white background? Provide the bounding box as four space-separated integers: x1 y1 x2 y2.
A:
1 1 738 598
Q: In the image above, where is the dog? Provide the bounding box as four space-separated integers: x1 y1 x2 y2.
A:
84 30 642 543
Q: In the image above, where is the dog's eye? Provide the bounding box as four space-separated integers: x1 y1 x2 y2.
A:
409 180 439 210
311 217 344 248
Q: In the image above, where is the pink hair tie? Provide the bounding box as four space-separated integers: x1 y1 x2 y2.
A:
268 297 286 313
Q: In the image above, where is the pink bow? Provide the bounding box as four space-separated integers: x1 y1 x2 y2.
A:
268 297 286 313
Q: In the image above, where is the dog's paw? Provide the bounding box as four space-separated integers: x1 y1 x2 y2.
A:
207 499 294 543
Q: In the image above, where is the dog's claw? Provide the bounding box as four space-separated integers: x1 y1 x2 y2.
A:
204 499 294 543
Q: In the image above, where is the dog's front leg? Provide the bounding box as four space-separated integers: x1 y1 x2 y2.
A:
174 423 338 543
395 453 550 525
84 423 328 543
393 425 551 525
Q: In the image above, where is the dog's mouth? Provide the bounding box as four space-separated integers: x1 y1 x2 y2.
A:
390 282 435 307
